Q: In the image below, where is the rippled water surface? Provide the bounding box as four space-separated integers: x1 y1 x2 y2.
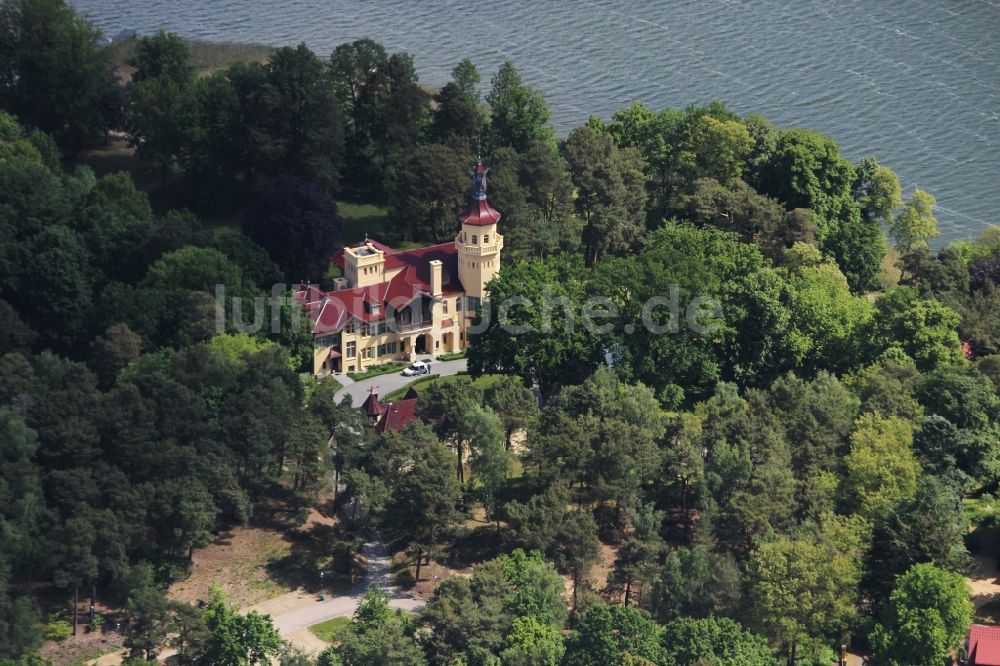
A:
71 0 1000 243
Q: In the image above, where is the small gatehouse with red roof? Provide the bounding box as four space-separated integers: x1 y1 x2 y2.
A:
965 624 1000 666
298 161 503 375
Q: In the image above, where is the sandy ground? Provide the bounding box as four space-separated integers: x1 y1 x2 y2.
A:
969 553 1000 610
88 521 422 664
168 526 293 609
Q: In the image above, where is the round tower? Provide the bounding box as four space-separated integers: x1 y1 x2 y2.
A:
456 161 503 300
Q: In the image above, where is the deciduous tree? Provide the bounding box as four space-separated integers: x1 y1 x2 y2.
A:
0 0 116 150
890 188 939 252
661 616 778 666
869 563 972 666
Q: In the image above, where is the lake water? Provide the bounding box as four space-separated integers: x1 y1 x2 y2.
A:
71 0 1000 244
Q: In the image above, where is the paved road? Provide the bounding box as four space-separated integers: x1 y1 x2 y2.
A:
333 358 468 405
270 530 425 641
90 511 425 664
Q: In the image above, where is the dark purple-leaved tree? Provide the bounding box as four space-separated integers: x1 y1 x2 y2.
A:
242 175 343 280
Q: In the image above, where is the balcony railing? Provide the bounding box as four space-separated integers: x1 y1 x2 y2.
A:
455 235 503 256
397 320 432 333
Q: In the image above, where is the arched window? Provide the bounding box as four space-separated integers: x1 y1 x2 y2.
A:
483 234 489 244
472 235 478 244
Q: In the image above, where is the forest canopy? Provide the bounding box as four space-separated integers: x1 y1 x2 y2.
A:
1 2 998 666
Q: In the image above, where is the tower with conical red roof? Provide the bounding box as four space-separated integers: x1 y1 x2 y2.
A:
456 160 503 300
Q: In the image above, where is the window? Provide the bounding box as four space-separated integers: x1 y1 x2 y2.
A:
362 347 374 359
361 323 370 336
472 234 478 244
483 234 489 244
457 298 463 311
376 342 398 357
435 340 440 349
443 299 449 314
345 321 356 334
467 296 481 312
346 341 356 358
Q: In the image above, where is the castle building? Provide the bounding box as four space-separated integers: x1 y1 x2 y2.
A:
297 161 503 375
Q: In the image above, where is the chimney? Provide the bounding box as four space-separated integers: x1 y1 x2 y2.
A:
429 259 443 297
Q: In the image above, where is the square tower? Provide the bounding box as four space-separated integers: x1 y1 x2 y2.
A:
342 241 386 288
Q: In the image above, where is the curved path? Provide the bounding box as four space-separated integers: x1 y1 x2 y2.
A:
333 358 468 405
253 494 425 654
268 528 425 653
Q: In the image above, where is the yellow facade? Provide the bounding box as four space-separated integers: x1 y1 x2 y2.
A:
455 222 503 300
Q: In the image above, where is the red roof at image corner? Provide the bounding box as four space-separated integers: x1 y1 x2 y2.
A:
969 624 1000 665
299 240 461 334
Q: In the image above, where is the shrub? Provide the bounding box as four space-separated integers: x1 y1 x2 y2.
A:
44 620 73 641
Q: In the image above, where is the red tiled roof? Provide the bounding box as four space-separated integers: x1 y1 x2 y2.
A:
361 389 385 418
375 397 419 433
302 240 462 334
458 199 502 226
969 625 1000 665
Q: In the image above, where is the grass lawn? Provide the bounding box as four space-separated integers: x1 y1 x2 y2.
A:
436 350 467 362
188 40 274 73
384 372 504 401
112 38 272 79
879 243 902 290
337 199 425 251
338 200 391 244
308 616 351 642
348 361 408 382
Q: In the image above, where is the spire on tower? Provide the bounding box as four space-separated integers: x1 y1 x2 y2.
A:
472 160 488 201
458 159 501 226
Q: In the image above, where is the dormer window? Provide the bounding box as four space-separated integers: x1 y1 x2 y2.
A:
371 302 380 314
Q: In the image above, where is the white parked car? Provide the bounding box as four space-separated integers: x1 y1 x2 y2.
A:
402 361 431 376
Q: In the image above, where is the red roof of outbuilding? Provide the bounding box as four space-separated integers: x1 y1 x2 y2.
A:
969 625 1000 665
361 389 385 418
375 397 419 433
